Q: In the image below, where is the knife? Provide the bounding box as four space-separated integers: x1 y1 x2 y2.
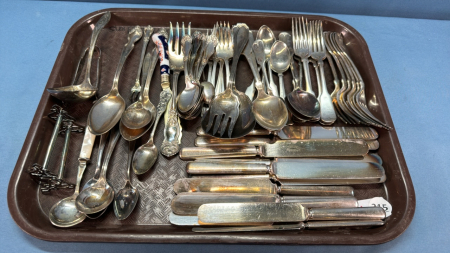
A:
180 139 369 159
192 220 385 232
173 178 354 196
198 202 386 224
197 126 378 140
171 192 358 215
195 136 379 151
186 160 386 185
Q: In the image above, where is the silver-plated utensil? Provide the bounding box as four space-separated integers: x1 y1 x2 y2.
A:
130 25 153 101
197 202 386 224
172 192 357 215
49 128 96 227
114 140 139 220
47 12 110 102
132 30 172 174
173 178 354 196
87 26 142 135
76 128 120 214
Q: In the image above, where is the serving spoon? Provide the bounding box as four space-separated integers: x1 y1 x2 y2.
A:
87 26 142 135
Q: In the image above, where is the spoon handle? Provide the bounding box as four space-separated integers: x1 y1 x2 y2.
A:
83 12 110 87
126 140 136 182
112 26 143 91
74 129 96 194
142 48 159 100
134 26 154 90
278 74 286 99
99 128 121 179
228 24 249 87
92 131 110 180
161 71 182 157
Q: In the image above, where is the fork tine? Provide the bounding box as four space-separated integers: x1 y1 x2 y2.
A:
227 113 238 138
169 22 173 50
212 114 224 135
188 22 191 36
227 22 232 46
320 21 325 52
175 22 180 55
219 116 229 137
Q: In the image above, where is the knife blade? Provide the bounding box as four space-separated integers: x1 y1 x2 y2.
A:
196 126 378 140
173 178 354 196
168 212 271 226
197 202 386 224
192 220 385 232
171 192 358 215
180 139 369 159
186 160 386 185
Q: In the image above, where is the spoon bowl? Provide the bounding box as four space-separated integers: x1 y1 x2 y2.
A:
287 89 320 117
132 141 158 175
200 81 215 104
252 91 288 131
49 195 86 227
177 84 201 112
76 180 115 214
114 181 139 220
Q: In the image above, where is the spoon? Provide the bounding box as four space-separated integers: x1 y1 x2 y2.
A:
48 129 96 227
76 128 120 214
121 47 158 129
87 26 143 135
47 12 111 102
177 35 202 113
256 25 277 96
269 41 290 99
114 141 139 220
252 40 288 131
132 30 173 175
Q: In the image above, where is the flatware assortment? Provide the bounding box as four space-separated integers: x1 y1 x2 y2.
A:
31 11 392 232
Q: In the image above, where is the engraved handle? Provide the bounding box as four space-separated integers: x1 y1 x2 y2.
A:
307 207 386 221
161 73 182 157
173 178 276 194
112 26 143 90
186 161 268 174
134 26 154 88
84 12 111 87
196 127 271 136
147 90 172 142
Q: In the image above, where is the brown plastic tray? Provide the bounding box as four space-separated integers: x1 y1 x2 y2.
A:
7 8 415 244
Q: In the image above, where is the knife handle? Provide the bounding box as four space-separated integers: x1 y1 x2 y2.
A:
180 146 259 160
187 161 268 174
305 220 385 229
281 196 357 208
278 185 354 196
307 207 386 221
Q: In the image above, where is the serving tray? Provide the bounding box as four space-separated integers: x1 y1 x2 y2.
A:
7 8 415 244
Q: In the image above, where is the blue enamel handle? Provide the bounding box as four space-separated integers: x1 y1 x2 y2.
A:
152 32 170 75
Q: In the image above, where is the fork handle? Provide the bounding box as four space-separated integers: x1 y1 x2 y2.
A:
301 58 315 96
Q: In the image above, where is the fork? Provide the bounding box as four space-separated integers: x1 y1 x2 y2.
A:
160 22 190 157
205 22 240 137
292 17 315 96
214 22 233 95
131 26 153 102
309 20 337 125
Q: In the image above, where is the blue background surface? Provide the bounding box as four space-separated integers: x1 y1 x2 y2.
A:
1 0 449 252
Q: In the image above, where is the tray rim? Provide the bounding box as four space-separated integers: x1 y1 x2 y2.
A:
7 7 415 245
